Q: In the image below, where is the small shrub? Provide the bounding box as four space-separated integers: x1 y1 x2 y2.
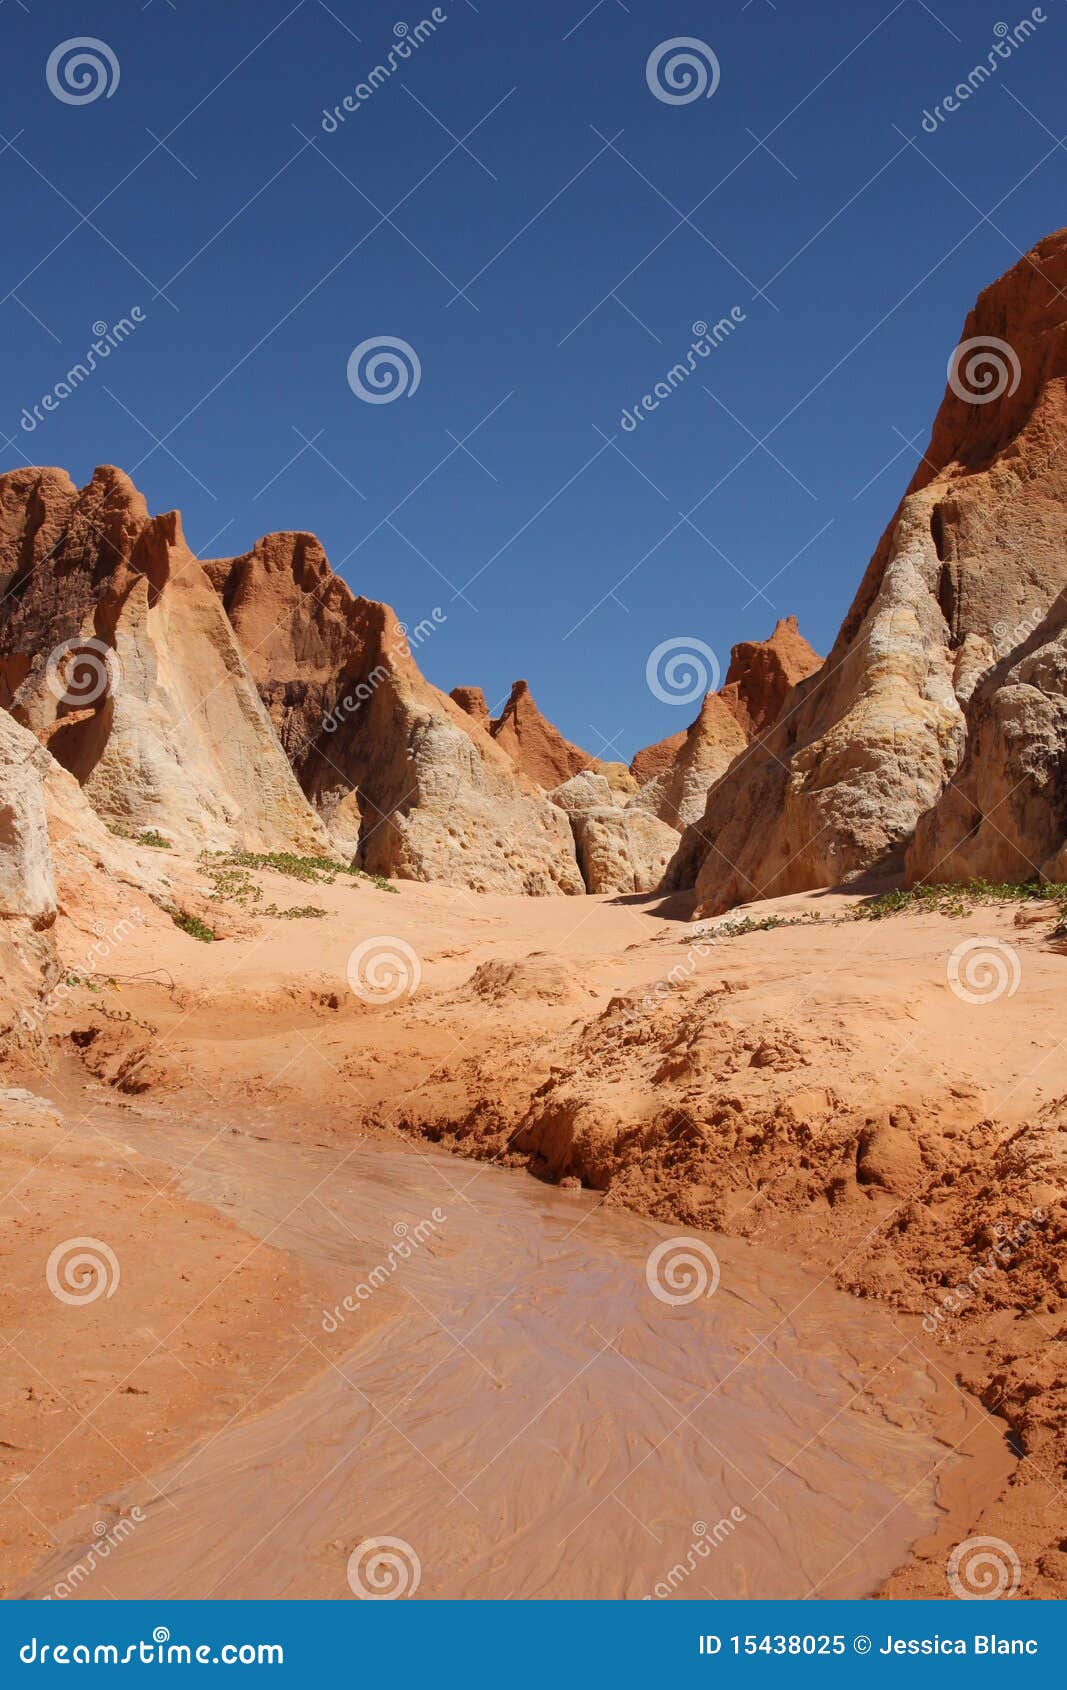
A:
709 912 821 939
199 849 394 892
857 879 1067 921
170 910 215 943
201 850 359 886
364 872 398 894
206 867 261 905
107 823 172 849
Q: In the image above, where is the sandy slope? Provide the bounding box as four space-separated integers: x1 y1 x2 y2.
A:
0 852 1063 1598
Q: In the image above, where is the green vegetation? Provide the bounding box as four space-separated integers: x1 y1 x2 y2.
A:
856 878 1067 920
199 850 397 893
170 910 215 943
108 824 172 849
201 849 358 886
263 903 328 920
205 865 262 906
710 912 823 939
704 879 1067 941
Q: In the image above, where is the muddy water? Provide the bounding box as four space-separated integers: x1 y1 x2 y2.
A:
20 1111 1007 1600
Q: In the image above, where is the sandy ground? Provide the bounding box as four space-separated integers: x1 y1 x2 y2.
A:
0 1091 332 1595
1 848 1064 1598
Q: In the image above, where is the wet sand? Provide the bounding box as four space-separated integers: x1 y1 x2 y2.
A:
17 1100 1011 1601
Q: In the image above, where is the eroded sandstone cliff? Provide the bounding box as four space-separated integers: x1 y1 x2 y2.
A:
671 233 1067 913
0 466 326 856
631 618 820 831
206 536 583 893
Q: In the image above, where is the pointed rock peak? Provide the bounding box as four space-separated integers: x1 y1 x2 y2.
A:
721 615 821 736
204 528 332 602
451 686 491 731
245 529 331 585
202 528 420 696
489 678 593 791
629 619 819 786
916 225 1067 482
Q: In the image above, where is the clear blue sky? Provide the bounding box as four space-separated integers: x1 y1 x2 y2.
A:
2 0 1065 759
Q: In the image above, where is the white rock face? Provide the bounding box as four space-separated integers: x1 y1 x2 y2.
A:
549 772 618 815
908 605 1067 884
0 712 60 1060
0 710 56 926
367 704 584 895
576 809 678 894
548 771 677 892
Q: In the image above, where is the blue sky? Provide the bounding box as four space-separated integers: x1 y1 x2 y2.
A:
2 0 1065 759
